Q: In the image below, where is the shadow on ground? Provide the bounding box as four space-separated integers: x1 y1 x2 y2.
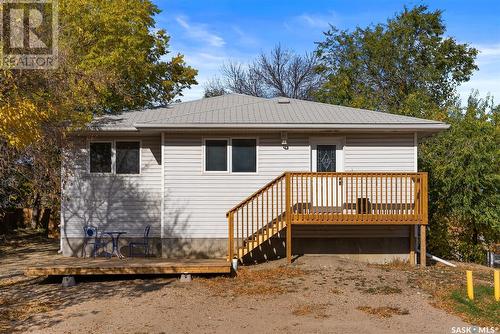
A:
0 230 180 332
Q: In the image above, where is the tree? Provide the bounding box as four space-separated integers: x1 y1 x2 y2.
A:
205 45 322 99
0 0 198 234
420 93 499 262
315 5 478 119
314 5 498 263
1 0 197 148
204 78 229 98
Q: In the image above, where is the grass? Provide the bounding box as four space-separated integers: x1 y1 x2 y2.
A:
447 285 500 326
357 306 409 318
377 260 499 327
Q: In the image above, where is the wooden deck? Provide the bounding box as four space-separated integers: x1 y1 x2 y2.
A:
227 172 428 266
24 258 231 277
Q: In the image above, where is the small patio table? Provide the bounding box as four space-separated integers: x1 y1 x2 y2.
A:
103 231 127 258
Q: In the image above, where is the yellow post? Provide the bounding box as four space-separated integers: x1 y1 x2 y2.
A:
494 270 500 302
466 270 474 300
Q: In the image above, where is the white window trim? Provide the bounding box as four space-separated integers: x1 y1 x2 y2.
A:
413 132 418 172
310 136 345 172
202 137 230 174
88 139 141 175
202 136 259 174
115 140 142 175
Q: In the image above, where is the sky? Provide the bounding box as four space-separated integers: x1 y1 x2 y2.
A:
154 0 500 104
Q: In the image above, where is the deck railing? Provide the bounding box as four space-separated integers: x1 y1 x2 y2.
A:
287 172 427 224
227 172 428 261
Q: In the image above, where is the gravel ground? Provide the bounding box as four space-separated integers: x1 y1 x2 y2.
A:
0 231 471 333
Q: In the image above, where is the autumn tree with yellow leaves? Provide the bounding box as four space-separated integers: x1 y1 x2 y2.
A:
0 0 197 230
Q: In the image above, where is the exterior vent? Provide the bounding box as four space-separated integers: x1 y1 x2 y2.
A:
277 97 290 104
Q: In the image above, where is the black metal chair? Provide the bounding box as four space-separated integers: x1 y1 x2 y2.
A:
128 225 151 257
82 225 109 258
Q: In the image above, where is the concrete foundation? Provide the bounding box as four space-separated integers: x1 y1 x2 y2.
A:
61 225 412 264
161 238 227 259
61 237 162 257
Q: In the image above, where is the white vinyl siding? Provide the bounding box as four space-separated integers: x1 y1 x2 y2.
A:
344 134 415 172
163 132 416 239
163 133 310 238
61 135 162 239
62 132 417 243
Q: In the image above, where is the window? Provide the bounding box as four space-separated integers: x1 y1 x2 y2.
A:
90 142 112 173
205 139 228 171
232 139 256 173
316 145 336 172
116 141 140 174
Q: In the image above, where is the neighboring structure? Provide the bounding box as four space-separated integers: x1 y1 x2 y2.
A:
61 94 448 264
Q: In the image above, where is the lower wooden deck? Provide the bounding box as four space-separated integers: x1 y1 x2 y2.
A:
24 258 231 277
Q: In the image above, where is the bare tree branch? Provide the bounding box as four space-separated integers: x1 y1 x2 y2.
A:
205 45 323 100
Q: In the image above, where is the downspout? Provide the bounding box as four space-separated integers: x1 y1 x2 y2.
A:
416 250 457 267
160 132 165 256
58 152 64 254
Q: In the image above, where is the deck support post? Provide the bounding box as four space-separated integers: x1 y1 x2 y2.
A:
180 274 192 282
420 225 426 267
62 276 76 287
285 173 292 263
409 225 415 266
420 172 428 267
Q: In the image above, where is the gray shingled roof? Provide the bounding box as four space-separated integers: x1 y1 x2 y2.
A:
92 93 448 131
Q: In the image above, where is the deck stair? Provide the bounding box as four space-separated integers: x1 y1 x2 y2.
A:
238 217 285 258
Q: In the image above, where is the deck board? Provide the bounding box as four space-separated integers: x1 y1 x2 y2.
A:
25 258 231 277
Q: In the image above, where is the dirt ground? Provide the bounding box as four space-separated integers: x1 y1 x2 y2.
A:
0 230 490 334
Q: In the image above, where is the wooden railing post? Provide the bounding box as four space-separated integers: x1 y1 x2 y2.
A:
422 172 428 226
228 212 234 262
285 172 292 263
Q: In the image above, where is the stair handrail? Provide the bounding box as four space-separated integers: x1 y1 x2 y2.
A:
226 172 287 217
226 172 288 261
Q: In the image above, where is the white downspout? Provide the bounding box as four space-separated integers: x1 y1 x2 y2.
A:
160 132 165 252
416 250 457 267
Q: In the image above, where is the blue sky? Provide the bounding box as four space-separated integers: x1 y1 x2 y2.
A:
154 0 500 103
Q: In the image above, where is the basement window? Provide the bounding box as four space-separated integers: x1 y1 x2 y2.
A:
89 142 112 173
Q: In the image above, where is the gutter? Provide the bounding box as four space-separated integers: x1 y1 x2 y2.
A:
133 123 450 131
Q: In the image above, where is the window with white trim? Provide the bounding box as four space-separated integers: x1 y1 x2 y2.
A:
205 139 228 171
90 142 112 173
116 141 140 174
204 138 257 173
232 138 256 173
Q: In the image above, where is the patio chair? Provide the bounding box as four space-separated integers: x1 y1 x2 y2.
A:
128 225 151 257
82 225 109 258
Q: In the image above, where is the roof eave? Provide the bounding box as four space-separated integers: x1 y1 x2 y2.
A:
133 122 450 131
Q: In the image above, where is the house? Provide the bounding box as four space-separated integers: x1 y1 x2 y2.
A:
61 93 448 264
